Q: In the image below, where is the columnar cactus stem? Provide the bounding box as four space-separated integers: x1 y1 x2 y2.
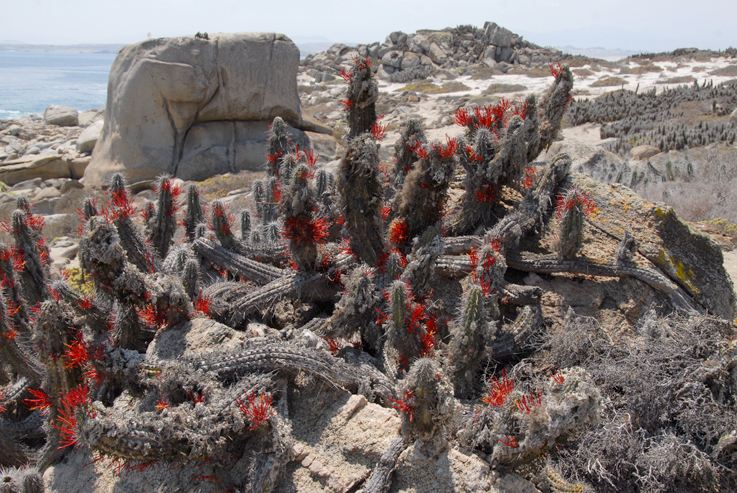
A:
182 258 200 301
397 357 453 440
9 209 49 305
209 200 239 252
553 186 594 260
108 173 156 274
392 118 426 190
240 210 252 242
337 134 385 266
266 116 293 177
538 64 574 150
341 56 379 139
149 175 181 259
183 184 203 242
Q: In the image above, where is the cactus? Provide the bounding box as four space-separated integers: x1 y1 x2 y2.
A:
240 209 252 242
279 164 328 270
266 116 293 177
149 175 181 258
181 258 200 301
5 210 49 305
447 281 494 397
208 200 239 252
329 265 381 347
392 118 426 190
183 184 203 242
108 173 156 274
340 56 379 139
337 134 385 266
552 186 595 260
392 137 456 240
396 357 454 441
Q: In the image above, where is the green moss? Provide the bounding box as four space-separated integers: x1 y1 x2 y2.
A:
591 77 628 87
398 81 471 94
483 83 527 95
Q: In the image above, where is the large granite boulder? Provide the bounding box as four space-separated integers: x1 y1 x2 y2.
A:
85 32 330 185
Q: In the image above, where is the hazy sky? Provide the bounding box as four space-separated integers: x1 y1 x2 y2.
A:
1 0 734 52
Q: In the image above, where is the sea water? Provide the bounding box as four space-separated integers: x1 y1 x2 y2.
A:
0 51 116 120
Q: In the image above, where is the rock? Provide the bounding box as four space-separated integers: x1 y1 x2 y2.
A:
9 177 44 193
729 107 737 124
388 31 408 46
25 146 40 155
428 42 448 65
631 144 661 160
381 50 403 69
34 187 61 200
2 124 21 136
85 32 329 186
484 22 514 48
402 52 421 70
0 154 88 186
77 109 100 127
76 120 103 153
483 58 498 69
43 105 79 126
574 174 736 320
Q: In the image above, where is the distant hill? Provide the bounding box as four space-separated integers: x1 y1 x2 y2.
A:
0 43 125 54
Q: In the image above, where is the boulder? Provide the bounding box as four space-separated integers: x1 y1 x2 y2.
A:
484 22 514 48
0 154 89 186
44 105 79 126
76 119 104 153
85 32 331 186
631 144 661 160
428 42 448 65
381 50 403 69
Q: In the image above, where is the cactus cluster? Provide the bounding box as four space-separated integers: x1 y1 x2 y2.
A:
2 55 736 493
568 80 737 153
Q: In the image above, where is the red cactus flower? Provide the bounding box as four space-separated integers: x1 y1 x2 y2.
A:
282 216 329 246
338 67 352 82
63 336 90 369
409 138 429 159
0 389 6 413
555 186 595 219
189 391 205 405
499 435 518 447
481 370 514 407
236 391 275 430
465 145 483 163
77 296 94 311
521 165 536 189
107 186 137 220
454 107 473 127
432 136 459 159
195 291 212 316
420 317 438 357
371 120 389 141
388 390 414 421
388 218 410 247
155 395 170 411
512 99 529 120
323 337 342 355
551 369 565 384
25 388 53 415
474 184 498 203
300 148 319 167
339 99 353 110
52 406 79 449
549 62 564 78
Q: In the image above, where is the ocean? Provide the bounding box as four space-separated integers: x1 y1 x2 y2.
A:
0 51 116 121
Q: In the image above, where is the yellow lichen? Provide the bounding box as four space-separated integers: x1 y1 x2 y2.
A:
657 249 700 294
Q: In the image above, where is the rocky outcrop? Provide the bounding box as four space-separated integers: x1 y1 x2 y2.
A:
301 22 565 83
84 32 332 185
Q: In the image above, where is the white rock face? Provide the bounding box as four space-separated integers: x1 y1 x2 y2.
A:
44 105 79 126
85 32 328 185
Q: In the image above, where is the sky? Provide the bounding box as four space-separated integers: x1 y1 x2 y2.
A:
0 0 735 53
